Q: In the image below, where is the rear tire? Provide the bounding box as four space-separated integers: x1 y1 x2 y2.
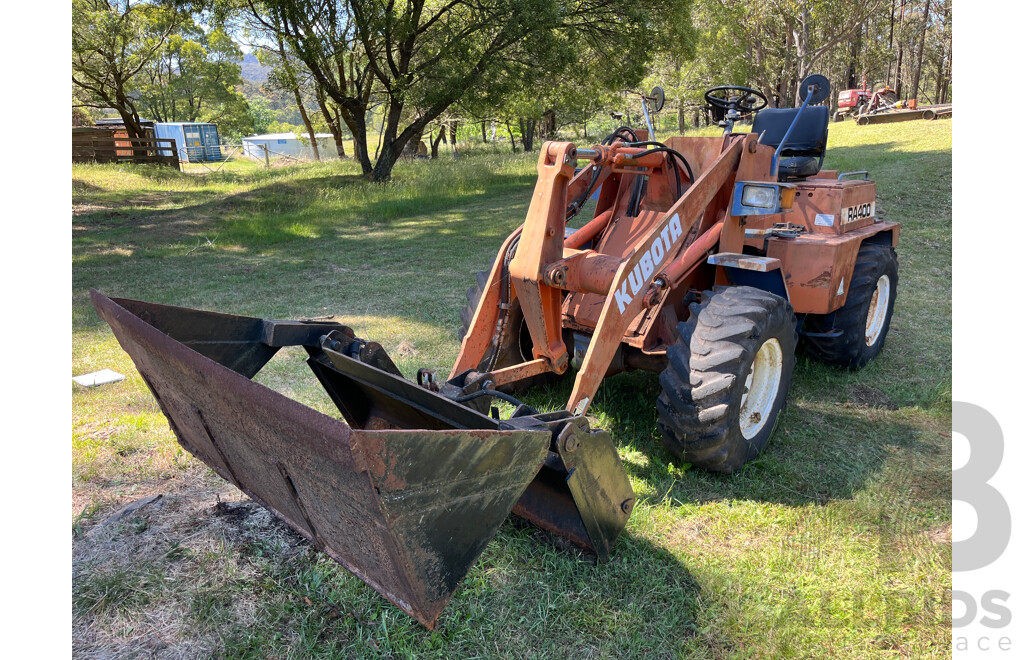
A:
657 287 798 473
801 243 898 369
458 270 557 392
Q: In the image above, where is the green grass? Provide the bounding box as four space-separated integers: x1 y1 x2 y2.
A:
72 120 952 658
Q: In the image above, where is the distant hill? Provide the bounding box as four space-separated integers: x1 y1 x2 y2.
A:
241 52 270 84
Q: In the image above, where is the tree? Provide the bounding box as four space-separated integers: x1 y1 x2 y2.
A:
220 0 694 180
259 34 322 159
136 21 251 137
246 96 275 134
72 0 185 138
909 0 930 101
719 0 882 107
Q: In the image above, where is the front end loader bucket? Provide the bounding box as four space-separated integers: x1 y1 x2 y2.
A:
91 290 552 628
90 290 634 628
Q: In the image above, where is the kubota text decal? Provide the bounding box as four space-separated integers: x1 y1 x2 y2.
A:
614 214 684 314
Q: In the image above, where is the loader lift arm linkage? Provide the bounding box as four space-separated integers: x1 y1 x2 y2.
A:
453 133 749 416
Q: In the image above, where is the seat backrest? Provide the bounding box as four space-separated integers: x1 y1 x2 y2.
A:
751 106 829 157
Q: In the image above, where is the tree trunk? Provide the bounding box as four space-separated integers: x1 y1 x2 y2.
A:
117 108 144 140
895 0 907 97
519 118 536 152
402 125 425 158
295 90 320 161
506 120 517 153
540 110 556 138
934 2 947 105
333 106 347 157
677 100 686 134
430 128 445 159
886 0 896 86
277 34 318 160
941 3 952 103
845 23 863 89
481 120 488 143
315 90 346 159
320 84 371 173
346 112 373 174
372 143 401 181
114 87 144 139
910 0 931 101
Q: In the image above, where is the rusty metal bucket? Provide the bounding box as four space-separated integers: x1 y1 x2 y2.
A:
90 290 633 628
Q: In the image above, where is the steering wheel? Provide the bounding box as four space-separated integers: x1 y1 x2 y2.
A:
704 86 768 114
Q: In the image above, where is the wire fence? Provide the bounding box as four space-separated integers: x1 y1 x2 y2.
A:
178 142 316 174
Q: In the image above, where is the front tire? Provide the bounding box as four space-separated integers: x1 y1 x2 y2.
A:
801 243 898 369
657 287 798 473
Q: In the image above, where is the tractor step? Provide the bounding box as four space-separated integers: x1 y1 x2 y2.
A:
90 290 633 628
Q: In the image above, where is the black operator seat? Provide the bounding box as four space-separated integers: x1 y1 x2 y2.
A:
751 105 829 180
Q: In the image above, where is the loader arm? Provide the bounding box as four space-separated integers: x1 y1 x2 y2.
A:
451 159 615 379
508 141 577 375
474 135 749 415
567 137 746 413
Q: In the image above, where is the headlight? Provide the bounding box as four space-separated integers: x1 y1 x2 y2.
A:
741 185 778 209
731 181 796 216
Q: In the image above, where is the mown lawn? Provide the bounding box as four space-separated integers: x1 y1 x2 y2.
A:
72 119 952 658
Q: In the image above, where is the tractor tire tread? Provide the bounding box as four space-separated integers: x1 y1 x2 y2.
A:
801 243 898 369
657 286 797 473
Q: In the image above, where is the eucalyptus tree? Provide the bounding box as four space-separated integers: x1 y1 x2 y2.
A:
220 0 694 180
136 22 250 135
72 0 186 138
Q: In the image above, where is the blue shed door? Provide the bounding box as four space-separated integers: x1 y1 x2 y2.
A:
183 126 202 161
200 125 222 161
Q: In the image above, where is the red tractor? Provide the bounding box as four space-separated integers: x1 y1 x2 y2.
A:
835 83 901 122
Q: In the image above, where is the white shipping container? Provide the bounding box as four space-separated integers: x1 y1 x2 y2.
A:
242 133 340 161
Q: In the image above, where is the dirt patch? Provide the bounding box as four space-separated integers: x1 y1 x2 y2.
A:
211 499 254 523
846 384 899 410
925 522 952 545
394 340 418 357
664 516 710 547
72 486 309 658
74 421 127 443
72 203 114 218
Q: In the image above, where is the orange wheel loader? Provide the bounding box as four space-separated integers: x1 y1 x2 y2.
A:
91 75 899 628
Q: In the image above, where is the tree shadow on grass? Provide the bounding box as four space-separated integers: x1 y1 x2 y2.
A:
523 367 945 510
72 168 535 240
71 178 106 195
72 173 368 235
71 173 535 283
